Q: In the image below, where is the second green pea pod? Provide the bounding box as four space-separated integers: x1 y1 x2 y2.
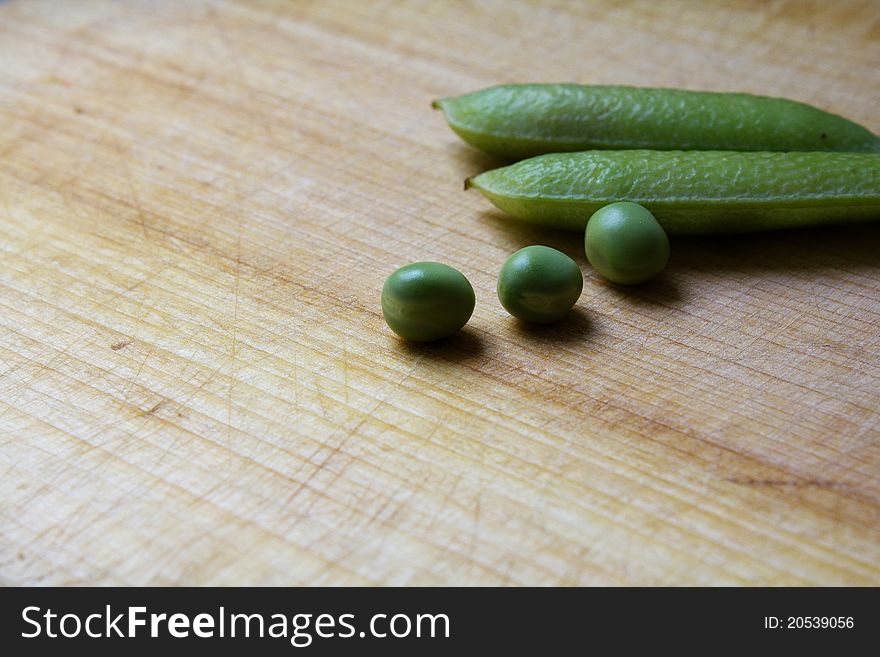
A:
466 150 880 235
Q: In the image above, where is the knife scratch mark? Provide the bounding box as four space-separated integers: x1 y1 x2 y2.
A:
284 357 424 509
208 6 275 142
469 491 482 560
726 477 848 490
122 349 151 402
226 242 242 440
113 137 150 240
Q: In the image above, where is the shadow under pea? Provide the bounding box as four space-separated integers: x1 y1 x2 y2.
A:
507 306 596 346
393 326 486 363
594 272 684 308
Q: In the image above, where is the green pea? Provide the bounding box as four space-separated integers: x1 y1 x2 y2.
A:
497 245 583 323
585 203 670 285
381 262 475 342
434 84 880 159
466 150 880 235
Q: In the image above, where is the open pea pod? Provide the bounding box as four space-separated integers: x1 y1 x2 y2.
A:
466 150 880 235
435 84 880 159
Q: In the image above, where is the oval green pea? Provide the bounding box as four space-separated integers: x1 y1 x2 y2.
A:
466 150 880 235
381 262 475 342
434 84 880 159
585 203 669 285
497 245 583 323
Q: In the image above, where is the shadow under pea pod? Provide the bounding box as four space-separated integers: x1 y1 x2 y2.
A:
479 209 587 264
443 142 517 176
394 326 486 364
670 222 880 275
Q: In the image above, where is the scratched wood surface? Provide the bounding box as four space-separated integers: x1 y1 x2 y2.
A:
1 0 878 585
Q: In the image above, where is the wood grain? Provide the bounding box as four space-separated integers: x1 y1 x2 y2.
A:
0 0 878 585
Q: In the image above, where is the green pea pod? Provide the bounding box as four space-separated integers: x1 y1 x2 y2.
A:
465 150 880 235
434 85 880 158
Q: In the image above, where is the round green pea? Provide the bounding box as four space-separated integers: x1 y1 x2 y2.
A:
497 245 583 323
381 262 475 342
584 202 670 285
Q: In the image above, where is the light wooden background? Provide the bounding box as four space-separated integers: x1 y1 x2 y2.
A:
1 0 878 585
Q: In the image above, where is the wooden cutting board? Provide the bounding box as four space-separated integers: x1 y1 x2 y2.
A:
1 0 878 586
